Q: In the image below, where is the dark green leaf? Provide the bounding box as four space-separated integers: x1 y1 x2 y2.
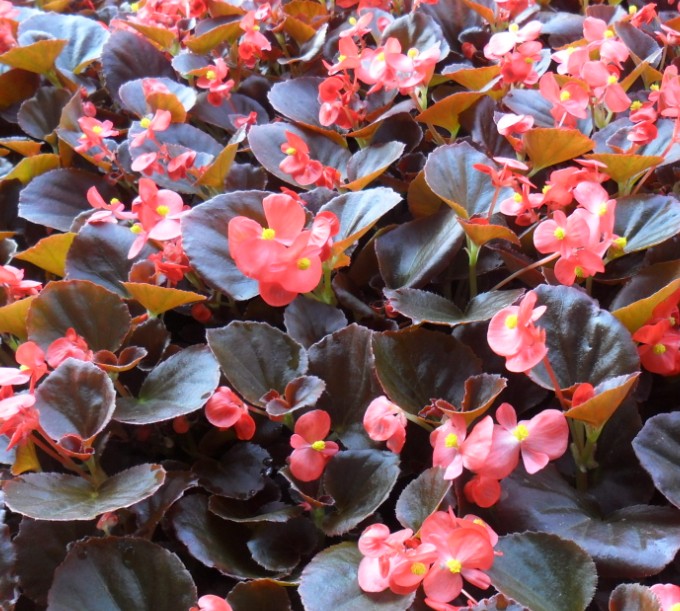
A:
308 324 382 449
345 143 405 191
375 206 464 289
382 12 450 58
36 359 116 444
46 537 196 611
18 169 117 231
15 520 97 605
494 465 680 577
207 321 307 406
171 494 275 579
18 87 72 140
114 345 220 424
193 443 270 500
298 543 414 611
395 467 452 532
487 532 597 611
0 525 16 607
227 580 292 611
268 77 331 131
321 450 400 536
5 464 165 521
529 285 639 390
633 412 680 509
284 297 347 348
614 194 680 254
27 279 131 351
181 191 267 301
373 327 480 415
247 518 319 572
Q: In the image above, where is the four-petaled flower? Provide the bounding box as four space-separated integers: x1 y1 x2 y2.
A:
289 409 339 481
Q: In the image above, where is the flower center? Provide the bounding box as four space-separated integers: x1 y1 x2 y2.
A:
607 75 618 85
630 100 643 111
445 433 459 449
653 343 667 355
376 51 385 62
446 558 462 573
554 227 566 240
560 90 571 102
252 24 260 31
19 364 30 371
156 205 169 216
505 313 518 329
91 125 103 134
598 202 608 216
513 193 523 203
513 424 530 442
411 562 427 575
297 257 311 270
348 16 357 25
285 147 297 155
311 440 326 451
574 266 585 278
407 48 419 58
669 603 680 611
130 223 143 234
262 228 276 240
337 54 346 62
206 70 216 80
140 117 152 129
604 29 614 39
110 198 120 205
509 23 519 33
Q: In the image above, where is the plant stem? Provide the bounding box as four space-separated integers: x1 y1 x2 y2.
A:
490 252 559 291
466 237 480 299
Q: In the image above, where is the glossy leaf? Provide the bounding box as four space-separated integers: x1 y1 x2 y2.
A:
4 464 165 521
46 537 196 611
284 297 348 348
424 142 510 218
14 232 75 277
0 40 67 74
27 280 131 351
36 359 116 445
584 153 663 186
344 142 405 191
0 69 40 111
247 517 319 572
268 77 334 133
494 465 680 577
487 532 597 611
227 580 292 611
373 327 481 415
384 288 524 326
3 154 60 184
171 494 275 579
193 443 271 499
308 324 382 449
565 373 639 428
121 283 205 316
0 525 16 608
529 285 640 390
614 194 680 254
633 412 680 509
207 321 308 406
395 467 452 532
523 128 595 173
321 450 400 536
298 543 414 611
114 345 220 424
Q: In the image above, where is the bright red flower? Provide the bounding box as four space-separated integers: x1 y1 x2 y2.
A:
289 409 339 481
363 396 407 453
205 386 255 440
45 328 94 369
487 291 548 372
194 58 235 106
633 319 680 375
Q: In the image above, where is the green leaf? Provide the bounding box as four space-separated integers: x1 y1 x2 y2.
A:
227 580 292 611
207 321 307 406
529 285 639 390
15 520 97 605
193 443 271 499
181 191 266 301
633 412 680 509
376 206 464 289
247 518 319 572
494 465 680 577
321 450 400 536
171 494 275 579
284 297 347 348
27 279 131 352
36 359 116 445
372 327 481 415
384 288 524 326
46 537 196 611
4 464 165 521
424 142 511 218
298 543 414 611
114 345 220 425
308 324 382 449
268 77 337 133
614 194 680 254
344 142 406 191
488 532 597 611
395 467 452 532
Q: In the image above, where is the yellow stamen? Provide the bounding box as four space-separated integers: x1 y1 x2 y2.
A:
509 23 519 33
130 1 139 11
19 364 30 371
348 16 357 25
156 205 169 216
650 84 660 92
607 75 618 85
446 558 462 573
91 125 103 134
445 433 459 449
130 223 143 234
628 4 637 13
505 313 518 329
574 266 585 278
337 54 346 63
297 257 311 270
513 423 529 442
542 185 551 194
613 236 627 250
411 562 427 575
604 29 615 39
110 198 120 205
407 48 419 58
598 202 608 216
669 604 680 611
560 90 571 102
566 46 575 55
513 193 523 203
285 147 297 155
376 51 385 62
525 57 534 64
554 227 566 240
311 440 326 451
140 117 151 129
206 70 216 80
630 100 643 111
653 343 667 355
262 228 276 240
253 24 260 31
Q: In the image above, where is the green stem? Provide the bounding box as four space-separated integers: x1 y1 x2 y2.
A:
466 237 480 300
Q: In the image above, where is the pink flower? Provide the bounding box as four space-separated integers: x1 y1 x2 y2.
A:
205 387 256 440
86 187 136 224
192 594 233 611
289 410 339 482
194 58 235 106
279 132 324 186
487 291 548 372
0 265 42 300
76 117 119 154
45 328 94 369
363 396 407 453
130 109 172 148
0 392 38 450
650 584 680 611
481 402 569 476
430 414 493 480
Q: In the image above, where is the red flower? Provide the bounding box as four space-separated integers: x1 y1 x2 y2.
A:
45 328 94 369
289 410 339 481
205 387 255 440
279 132 324 186
363 396 407 453
487 291 548 372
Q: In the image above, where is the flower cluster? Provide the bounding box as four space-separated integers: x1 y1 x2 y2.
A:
228 192 339 306
633 290 680 376
279 132 342 189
